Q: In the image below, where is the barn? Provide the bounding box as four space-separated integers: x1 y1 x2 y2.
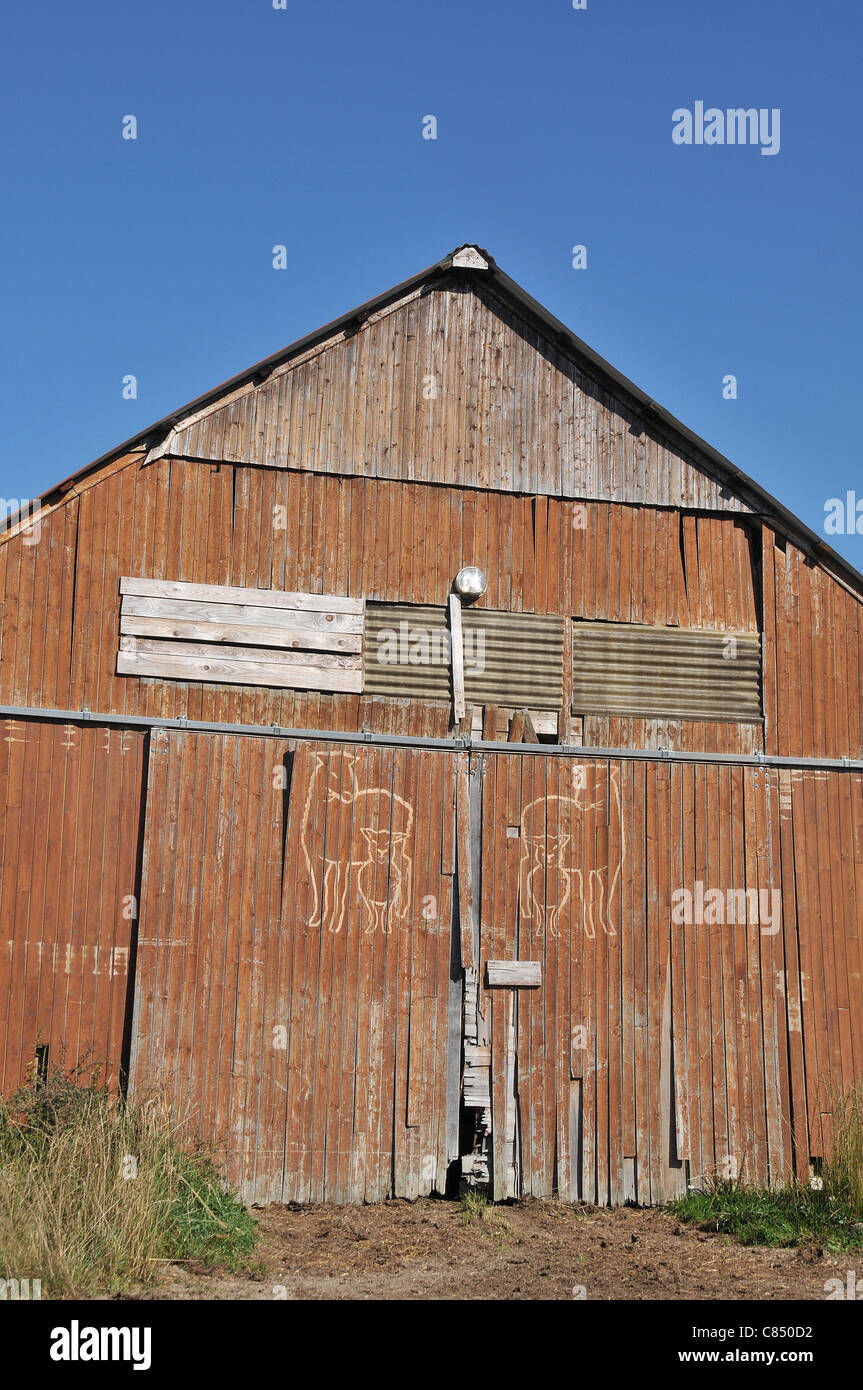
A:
1 243 862 1207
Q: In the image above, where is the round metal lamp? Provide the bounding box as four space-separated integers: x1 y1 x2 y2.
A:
454 565 488 601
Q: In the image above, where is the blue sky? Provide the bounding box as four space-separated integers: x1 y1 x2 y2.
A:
1 0 861 566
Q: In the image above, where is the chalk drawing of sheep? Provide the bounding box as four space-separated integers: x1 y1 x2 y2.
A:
300 750 415 936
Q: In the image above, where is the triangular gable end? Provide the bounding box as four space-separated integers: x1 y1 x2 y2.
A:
5 245 862 602
152 257 752 515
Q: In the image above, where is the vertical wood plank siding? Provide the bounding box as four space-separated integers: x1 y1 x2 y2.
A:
0 465 758 724
476 754 863 1203
762 526 863 760
114 730 863 1204
3 459 857 757
4 722 860 1200
129 733 456 1203
0 719 145 1092
167 282 752 512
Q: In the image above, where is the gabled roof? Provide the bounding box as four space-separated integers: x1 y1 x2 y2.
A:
7 244 863 598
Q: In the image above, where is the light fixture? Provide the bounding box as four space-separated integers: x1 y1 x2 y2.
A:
454 565 488 600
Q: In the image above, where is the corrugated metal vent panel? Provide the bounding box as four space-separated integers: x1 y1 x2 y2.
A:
365 604 564 710
572 621 762 722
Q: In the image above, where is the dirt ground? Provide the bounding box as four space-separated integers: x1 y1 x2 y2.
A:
123 1198 853 1301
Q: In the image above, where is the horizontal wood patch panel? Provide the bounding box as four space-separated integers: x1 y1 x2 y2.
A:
117 577 364 692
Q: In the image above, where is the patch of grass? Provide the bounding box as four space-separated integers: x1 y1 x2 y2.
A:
669 1179 862 1251
459 1186 490 1226
0 1056 257 1297
159 1151 258 1270
669 1084 863 1253
458 1186 515 1242
821 1082 863 1220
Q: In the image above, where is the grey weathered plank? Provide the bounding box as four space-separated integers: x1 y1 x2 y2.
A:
120 614 361 653
120 634 360 669
117 647 363 691
486 960 542 988
119 576 362 613
122 594 362 632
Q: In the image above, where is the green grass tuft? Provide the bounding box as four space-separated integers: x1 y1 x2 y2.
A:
669 1178 863 1251
459 1186 490 1225
0 1055 257 1297
669 1084 863 1252
160 1151 257 1269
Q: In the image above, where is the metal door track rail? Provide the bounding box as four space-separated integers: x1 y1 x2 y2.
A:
2 703 862 773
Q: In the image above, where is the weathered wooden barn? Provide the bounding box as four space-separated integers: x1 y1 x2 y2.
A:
2 244 862 1206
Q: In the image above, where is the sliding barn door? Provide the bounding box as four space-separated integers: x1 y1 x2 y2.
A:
474 752 795 1206
129 732 458 1203
278 742 458 1203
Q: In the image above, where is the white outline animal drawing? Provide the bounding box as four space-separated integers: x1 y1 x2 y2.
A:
299 750 414 935
520 813 573 940
519 764 624 939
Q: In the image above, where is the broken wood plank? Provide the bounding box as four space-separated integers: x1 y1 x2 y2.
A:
514 708 539 742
